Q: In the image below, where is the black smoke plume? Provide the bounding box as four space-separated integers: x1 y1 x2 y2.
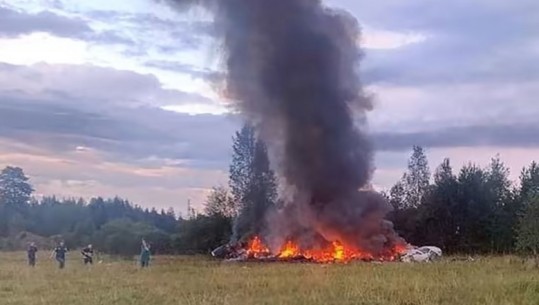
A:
164 0 404 254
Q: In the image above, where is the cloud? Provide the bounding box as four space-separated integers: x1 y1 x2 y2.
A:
0 60 234 210
2 90 538 176
145 60 224 82
0 92 235 210
0 6 92 39
0 6 134 46
0 62 214 108
85 10 213 51
362 37 539 86
360 27 427 50
366 81 539 133
335 0 539 35
373 124 539 152
0 60 537 173
0 98 238 169
0 141 225 209
328 0 539 86
90 30 136 46
0 62 237 172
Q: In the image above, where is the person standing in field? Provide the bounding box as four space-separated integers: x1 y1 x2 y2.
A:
81 244 94 265
140 239 151 268
51 241 68 269
27 242 38 267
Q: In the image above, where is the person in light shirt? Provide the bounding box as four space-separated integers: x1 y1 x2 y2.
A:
140 239 151 268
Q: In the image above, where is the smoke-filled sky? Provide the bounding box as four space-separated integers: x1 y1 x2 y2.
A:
1 0 538 213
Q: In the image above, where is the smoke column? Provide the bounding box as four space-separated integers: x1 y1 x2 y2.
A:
165 0 403 254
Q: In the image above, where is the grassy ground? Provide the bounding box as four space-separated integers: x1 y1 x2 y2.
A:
0 252 538 305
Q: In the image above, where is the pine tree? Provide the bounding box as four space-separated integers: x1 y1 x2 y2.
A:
520 161 539 201
486 156 512 206
166 207 176 219
229 124 277 240
516 195 539 255
486 156 515 252
456 163 492 252
229 124 256 204
434 158 455 186
417 158 458 250
513 162 539 254
247 139 278 235
402 146 431 208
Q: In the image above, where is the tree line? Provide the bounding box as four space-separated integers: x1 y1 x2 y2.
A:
385 146 539 255
1 127 538 256
0 124 278 257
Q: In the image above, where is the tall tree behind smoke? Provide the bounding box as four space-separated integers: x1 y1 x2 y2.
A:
164 0 402 253
229 124 277 241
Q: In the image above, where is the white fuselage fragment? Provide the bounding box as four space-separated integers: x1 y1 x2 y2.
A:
401 246 442 263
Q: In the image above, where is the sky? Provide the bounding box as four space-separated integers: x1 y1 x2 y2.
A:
1 0 538 213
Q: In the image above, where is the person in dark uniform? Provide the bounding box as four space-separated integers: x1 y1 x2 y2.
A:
27 242 38 267
51 241 68 269
81 244 94 265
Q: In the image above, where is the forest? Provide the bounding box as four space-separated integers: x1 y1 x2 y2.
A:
1 125 538 256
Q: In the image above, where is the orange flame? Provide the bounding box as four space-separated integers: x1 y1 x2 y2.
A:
246 236 406 263
246 236 270 258
332 241 344 261
278 240 300 258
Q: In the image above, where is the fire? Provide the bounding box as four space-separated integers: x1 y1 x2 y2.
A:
278 240 300 258
245 236 406 263
246 236 270 258
332 241 344 261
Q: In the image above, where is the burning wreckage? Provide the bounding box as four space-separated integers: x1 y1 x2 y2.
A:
212 237 442 263
164 0 443 264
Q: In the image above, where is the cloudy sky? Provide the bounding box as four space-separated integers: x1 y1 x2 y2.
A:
1 0 538 213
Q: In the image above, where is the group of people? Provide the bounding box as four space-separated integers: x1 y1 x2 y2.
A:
26 239 152 269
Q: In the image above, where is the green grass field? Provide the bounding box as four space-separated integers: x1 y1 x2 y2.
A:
1 252 538 305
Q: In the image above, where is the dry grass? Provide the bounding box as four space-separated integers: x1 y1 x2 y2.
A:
1 252 538 305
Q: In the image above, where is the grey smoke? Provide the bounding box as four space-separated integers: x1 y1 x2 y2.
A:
164 0 404 254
